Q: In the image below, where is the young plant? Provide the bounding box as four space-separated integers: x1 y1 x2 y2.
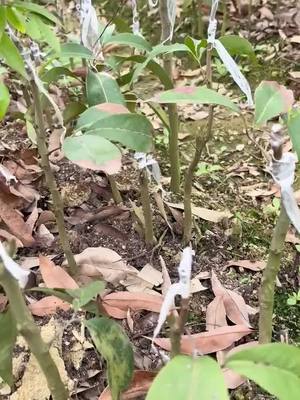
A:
0 245 69 400
253 81 299 343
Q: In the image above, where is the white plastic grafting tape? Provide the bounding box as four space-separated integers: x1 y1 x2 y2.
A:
207 0 253 107
135 152 161 184
271 151 300 233
148 0 159 7
166 0 177 42
80 0 102 57
131 0 140 35
0 242 30 288
152 247 195 342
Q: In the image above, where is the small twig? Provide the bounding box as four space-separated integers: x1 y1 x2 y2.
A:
150 228 168 264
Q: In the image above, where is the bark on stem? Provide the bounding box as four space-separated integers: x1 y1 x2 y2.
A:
30 81 78 276
0 263 68 400
170 297 190 357
159 0 180 193
183 44 214 244
259 207 290 343
107 174 123 205
139 169 155 247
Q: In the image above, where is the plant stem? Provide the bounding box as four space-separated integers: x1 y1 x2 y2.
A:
183 44 214 244
170 297 190 357
30 81 78 276
139 169 155 247
107 174 123 205
0 263 68 400
159 0 180 193
221 0 228 36
259 207 290 343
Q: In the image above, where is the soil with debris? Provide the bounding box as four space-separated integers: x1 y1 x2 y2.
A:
0 0 299 399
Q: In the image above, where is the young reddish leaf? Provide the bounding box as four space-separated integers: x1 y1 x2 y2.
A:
103 292 163 313
254 81 294 125
225 260 266 272
29 296 70 316
39 256 78 289
206 296 227 331
99 370 156 400
95 103 128 114
211 271 251 327
153 325 252 355
63 135 122 174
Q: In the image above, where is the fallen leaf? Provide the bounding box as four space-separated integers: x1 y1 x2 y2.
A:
36 224 55 247
0 198 35 246
190 278 208 293
166 202 232 223
225 260 266 272
20 255 57 270
25 204 39 232
0 294 8 312
211 271 251 327
0 229 23 248
290 35 300 44
137 264 163 287
29 296 70 316
102 304 127 319
160 256 172 297
221 341 259 389
102 292 163 313
39 255 78 289
259 6 274 20
289 71 300 79
69 247 138 286
206 296 227 331
99 370 156 400
153 325 252 355
285 231 300 244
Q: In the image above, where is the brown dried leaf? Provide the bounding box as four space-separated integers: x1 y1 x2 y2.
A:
29 296 70 316
225 260 266 272
206 296 227 331
137 264 163 287
153 325 252 355
99 370 156 400
0 229 23 248
70 246 137 286
102 291 163 313
166 202 232 223
211 271 251 327
39 256 78 289
0 197 35 246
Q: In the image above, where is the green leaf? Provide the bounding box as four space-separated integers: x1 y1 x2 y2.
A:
218 35 256 60
114 54 173 89
85 317 134 400
0 7 6 41
24 13 41 41
0 33 27 78
66 281 105 311
132 43 189 83
146 355 229 400
63 101 86 125
35 16 60 53
60 43 93 59
77 104 122 131
88 113 153 152
14 1 60 25
26 119 37 144
103 32 152 52
86 70 125 106
41 66 78 84
63 135 122 173
150 86 239 112
0 82 10 120
226 343 300 400
6 7 26 33
0 309 17 386
287 108 300 160
254 81 294 125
